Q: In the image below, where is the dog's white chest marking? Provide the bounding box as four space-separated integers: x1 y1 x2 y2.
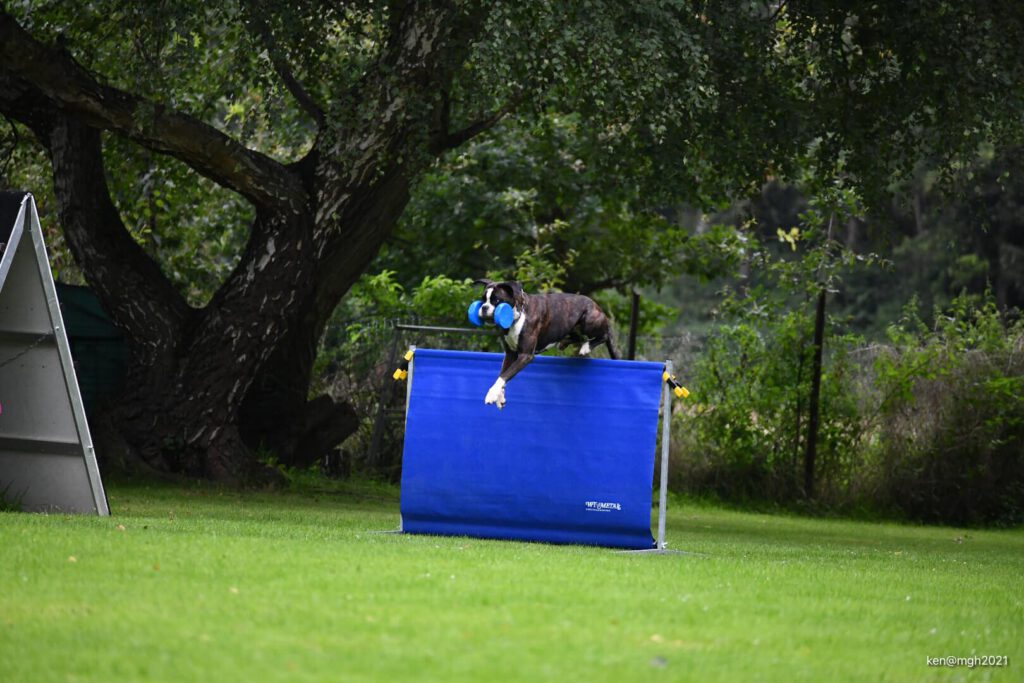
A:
504 312 527 350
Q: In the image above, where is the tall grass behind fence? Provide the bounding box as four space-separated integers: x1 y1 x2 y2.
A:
670 294 1024 526
867 341 1024 525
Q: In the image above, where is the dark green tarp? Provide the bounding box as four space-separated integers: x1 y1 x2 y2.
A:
55 283 126 412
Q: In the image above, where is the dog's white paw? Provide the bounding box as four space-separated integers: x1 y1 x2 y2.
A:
484 379 507 409
579 341 591 356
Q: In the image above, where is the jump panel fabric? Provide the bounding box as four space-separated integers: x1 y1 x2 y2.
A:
400 349 664 549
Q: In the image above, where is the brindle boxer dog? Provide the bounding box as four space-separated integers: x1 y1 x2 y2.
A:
473 279 619 409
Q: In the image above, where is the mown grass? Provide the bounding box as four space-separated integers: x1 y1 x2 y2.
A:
1 478 1021 682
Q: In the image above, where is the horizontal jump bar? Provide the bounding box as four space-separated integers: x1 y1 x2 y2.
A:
394 324 492 335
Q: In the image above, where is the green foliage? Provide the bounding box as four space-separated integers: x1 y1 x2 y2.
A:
0 129 78 281
8 0 1023 317
672 179 1024 527
340 271 478 325
4 0 311 303
102 138 253 305
599 291 677 338
5 0 1024 496
870 292 1024 525
11 0 315 156
677 299 865 503
833 147 1024 337
409 274 479 320
676 256 1024 526
6 0 1024 291
385 113 700 294
779 1 1024 207
318 270 484 400
343 270 408 321
673 188 878 504
383 111 755 324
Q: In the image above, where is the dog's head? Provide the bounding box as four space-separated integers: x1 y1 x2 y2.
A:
473 279 526 322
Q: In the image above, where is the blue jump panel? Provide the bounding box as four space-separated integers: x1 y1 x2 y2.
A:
400 349 664 549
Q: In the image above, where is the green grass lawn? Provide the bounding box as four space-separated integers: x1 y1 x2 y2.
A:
1 479 1021 683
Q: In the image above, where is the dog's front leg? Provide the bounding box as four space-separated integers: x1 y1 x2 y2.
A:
484 378 507 408
500 349 515 375
485 352 536 410
485 351 517 408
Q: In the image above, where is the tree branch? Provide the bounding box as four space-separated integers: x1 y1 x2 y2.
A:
0 73 192 353
241 2 326 126
431 98 518 154
768 0 788 23
0 10 306 211
564 275 625 296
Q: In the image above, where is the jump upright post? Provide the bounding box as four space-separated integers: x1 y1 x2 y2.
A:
397 348 679 551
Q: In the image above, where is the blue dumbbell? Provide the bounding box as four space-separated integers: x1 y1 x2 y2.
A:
494 302 514 329
468 300 484 326
467 300 515 329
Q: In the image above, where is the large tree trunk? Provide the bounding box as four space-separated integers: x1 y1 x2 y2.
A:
42 114 321 481
239 1 466 467
240 165 413 468
0 4 496 482
108 207 319 481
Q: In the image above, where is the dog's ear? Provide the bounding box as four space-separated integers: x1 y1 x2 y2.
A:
504 281 527 309
472 278 495 288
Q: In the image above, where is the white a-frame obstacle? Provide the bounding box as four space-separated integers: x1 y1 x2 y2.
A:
0 192 108 514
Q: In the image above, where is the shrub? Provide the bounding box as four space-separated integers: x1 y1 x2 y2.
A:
673 288 1024 526
869 294 1024 525
670 187 873 508
672 301 865 506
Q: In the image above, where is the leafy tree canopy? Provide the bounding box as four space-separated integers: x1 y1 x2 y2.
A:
2 0 1023 481
380 113 746 297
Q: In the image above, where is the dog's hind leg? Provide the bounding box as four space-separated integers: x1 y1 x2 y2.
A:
583 324 619 360
581 304 619 360
604 332 620 360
